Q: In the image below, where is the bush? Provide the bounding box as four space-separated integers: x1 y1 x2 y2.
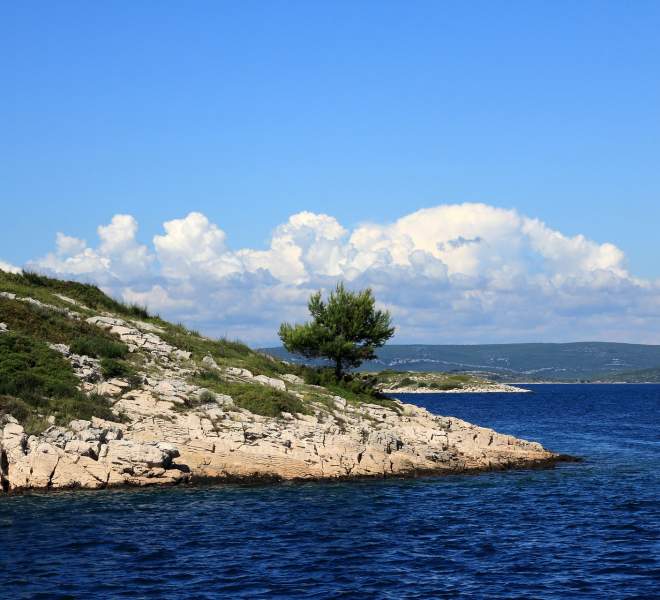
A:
298 366 400 411
193 370 306 417
0 296 128 356
0 333 79 400
427 381 460 391
396 377 414 387
0 333 118 431
100 358 133 379
70 335 128 359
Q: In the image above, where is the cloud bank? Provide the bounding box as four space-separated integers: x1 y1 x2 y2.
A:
0 259 21 274
20 203 660 345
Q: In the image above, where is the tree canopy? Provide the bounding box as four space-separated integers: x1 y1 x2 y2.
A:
278 283 395 379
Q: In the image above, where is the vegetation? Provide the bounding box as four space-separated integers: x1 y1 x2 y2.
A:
279 283 395 379
192 370 307 417
0 295 127 353
100 357 134 379
0 332 117 432
158 323 289 378
70 335 128 359
372 370 489 391
299 366 401 411
0 271 406 430
0 270 151 319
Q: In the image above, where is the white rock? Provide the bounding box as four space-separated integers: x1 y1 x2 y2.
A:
69 420 92 432
65 439 101 459
226 366 253 378
202 355 220 370
254 375 287 391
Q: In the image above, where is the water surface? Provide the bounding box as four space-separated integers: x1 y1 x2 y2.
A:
1 384 658 599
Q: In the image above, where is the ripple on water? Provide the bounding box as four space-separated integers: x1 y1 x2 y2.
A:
1 385 659 599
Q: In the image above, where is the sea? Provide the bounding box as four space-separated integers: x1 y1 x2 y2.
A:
1 384 658 599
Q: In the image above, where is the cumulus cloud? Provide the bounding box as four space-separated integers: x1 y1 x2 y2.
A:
0 259 21 274
29 215 152 284
27 203 660 345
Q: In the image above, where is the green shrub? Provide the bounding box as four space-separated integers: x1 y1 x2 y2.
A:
0 333 118 431
193 370 307 417
126 372 144 389
298 366 400 411
0 296 127 354
70 335 128 359
427 381 460 391
396 377 414 387
0 333 79 400
157 326 289 378
100 358 134 379
197 389 216 404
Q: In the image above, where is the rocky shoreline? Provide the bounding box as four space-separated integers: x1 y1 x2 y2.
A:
381 383 531 394
1 398 569 494
0 277 568 495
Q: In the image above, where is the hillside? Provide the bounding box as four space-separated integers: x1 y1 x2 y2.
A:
597 367 660 383
264 342 660 382
0 271 566 493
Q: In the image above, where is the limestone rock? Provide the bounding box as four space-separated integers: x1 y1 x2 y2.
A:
281 373 304 385
65 439 101 459
202 355 220 370
226 366 253 378
253 375 287 391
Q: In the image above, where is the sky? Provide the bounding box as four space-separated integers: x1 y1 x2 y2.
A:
1 2 659 345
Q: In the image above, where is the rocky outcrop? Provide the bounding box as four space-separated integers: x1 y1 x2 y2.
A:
1 417 187 491
0 289 568 495
0 389 564 493
86 315 191 360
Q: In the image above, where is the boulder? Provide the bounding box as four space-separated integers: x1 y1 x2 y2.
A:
226 366 253 378
254 375 287 391
65 439 101 459
202 355 220 370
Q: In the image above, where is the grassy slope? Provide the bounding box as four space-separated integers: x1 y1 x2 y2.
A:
0 270 393 428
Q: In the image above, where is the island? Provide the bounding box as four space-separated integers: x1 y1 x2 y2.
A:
0 271 569 494
372 371 530 393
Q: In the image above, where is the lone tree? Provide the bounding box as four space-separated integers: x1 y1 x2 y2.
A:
278 283 395 380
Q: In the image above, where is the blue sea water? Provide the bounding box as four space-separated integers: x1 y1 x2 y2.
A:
1 384 658 599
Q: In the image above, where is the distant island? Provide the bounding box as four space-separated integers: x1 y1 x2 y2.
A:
263 342 660 383
0 271 569 494
372 371 529 394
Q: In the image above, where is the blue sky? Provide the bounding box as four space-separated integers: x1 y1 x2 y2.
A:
2 2 660 344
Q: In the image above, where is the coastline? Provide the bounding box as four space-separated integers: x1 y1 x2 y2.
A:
0 276 564 495
381 383 531 394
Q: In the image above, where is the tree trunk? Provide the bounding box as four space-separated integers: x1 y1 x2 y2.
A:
334 359 342 381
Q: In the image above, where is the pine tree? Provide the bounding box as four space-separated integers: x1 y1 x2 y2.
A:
278 283 395 379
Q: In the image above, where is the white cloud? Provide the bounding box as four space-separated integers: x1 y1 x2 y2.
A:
29 214 152 283
154 212 241 280
0 259 21 274
26 204 660 345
